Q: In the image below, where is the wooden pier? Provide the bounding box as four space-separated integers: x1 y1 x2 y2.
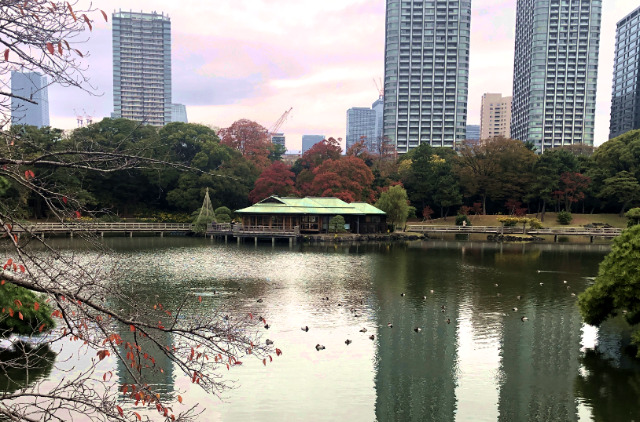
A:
207 224 301 246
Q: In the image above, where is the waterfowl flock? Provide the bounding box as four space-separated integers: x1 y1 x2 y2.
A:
243 272 578 355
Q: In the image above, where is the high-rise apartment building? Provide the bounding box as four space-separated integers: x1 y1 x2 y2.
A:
480 93 512 139
511 0 601 153
10 71 49 128
302 135 325 154
346 107 377 151
383 0 471 153
372 96 384 145
171 104 188 123
466 124 480 141
271 133 286 149
112 11 171 126
609 6 640 139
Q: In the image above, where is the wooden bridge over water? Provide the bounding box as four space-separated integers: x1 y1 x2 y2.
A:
11 222 193 238
406 225 623 242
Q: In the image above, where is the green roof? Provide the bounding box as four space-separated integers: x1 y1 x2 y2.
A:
236 196 386 216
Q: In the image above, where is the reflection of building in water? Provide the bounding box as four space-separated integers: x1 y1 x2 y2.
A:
497 302 583 421
115 326 175 396
373 249 460 421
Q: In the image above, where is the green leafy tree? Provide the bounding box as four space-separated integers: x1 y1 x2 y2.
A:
627 208 640 228
578 226 640 356
598 171 640 216
328 215 346 233
557 211 573 225
375 185 410 230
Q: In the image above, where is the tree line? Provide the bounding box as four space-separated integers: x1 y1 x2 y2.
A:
3 119 640 221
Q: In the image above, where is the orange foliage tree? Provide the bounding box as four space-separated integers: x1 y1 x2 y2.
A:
308 156 376 203
294 137 342 195
218 119 272 171
249 161 298 203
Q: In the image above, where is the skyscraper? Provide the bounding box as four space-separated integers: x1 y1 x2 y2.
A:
465 124 480 141
10 71 49 128
511 0 601 152
171 103 188 123
372 95 384 146
383 0 471 153
346 107 376 151
302 135 325 154
480 93 512 139
609 6 640 139
112 11 171 126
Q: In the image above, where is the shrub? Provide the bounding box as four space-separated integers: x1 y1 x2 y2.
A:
455 214 471 226
328 215 346 233
557 211 573 225
215 206 233 219
0 283 55 336
626 208 640 228
497 216 520 227
216 214 231 223
407 206 417 220
528 218 543 229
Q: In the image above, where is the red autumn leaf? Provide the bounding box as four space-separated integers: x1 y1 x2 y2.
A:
3 49 8 61
7 259 13 267
276 348 282 356
50 1 57 10
19 265 25 273
116 406 124 417
101 9 108 22
74 49 84 57
46 42 54 54
57 42 63 55
177 395 183 404
218 119 273 172
33 302 39 311
97 350 110 361
14 299 22 308
198 296 202 303
62 196 68 204
66 2 76 21
18 312 23 320
234 361 243 365
75 211 81 218
63 40 70 50
134 412 141 421
39 324 45 332
8 308 13 317
82 14 92 31
0 281 5 286
129 325 135 332
263 358 266 366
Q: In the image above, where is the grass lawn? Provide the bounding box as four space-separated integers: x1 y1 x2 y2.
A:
408 213 628 229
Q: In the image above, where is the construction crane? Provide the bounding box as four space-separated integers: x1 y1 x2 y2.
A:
267 107 293 142
83 109 93 126
73 109 83 128
373 78 384 99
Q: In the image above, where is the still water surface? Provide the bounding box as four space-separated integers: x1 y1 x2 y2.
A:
9 238 640 421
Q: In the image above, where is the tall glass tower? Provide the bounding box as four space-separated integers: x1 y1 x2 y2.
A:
112 11 172 126
383 0 471 153
511 0 602 153
609 6 640 139
10 71 49 128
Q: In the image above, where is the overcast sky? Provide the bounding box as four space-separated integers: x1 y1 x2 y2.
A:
49 0 640 151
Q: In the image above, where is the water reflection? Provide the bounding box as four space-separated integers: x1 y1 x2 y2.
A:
6 238 640 422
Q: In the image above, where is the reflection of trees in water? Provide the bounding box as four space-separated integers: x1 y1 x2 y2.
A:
575 350 640 422
0 345 56 394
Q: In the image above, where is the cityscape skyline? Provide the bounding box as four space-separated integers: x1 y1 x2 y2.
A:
40 0 639 151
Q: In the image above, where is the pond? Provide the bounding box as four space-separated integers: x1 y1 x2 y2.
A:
4 237 640 421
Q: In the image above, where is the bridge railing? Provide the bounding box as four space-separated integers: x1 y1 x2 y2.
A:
406 224 623 236
11 222 193 232
232 225 300 236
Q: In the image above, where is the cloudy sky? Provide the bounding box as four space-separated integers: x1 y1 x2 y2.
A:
50 0 639 151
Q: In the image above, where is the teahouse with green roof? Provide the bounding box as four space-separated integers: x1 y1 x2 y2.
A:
235 196 387 234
